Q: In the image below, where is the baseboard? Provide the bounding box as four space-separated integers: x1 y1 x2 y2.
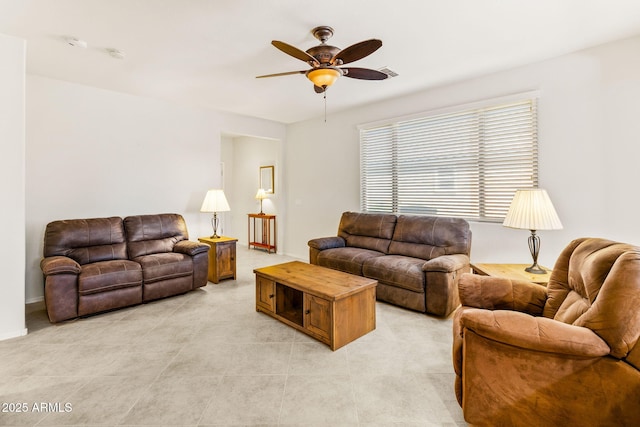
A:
26 296 44 304
0 327 28 341
283 251 306 261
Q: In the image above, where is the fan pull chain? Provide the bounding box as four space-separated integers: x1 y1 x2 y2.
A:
324 89 327 123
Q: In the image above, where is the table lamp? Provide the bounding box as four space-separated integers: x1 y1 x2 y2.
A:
255 188 267 215
503 188 563 274
200 189 230 238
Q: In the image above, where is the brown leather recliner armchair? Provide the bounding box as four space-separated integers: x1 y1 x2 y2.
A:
453 237 640 426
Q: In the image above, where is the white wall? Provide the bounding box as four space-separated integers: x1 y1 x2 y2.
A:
25 76 285 303
0 34 26 339
283 34 640 268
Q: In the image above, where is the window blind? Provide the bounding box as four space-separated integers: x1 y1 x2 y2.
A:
360 96 538 222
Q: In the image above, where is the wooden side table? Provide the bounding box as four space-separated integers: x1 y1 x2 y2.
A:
247 213 276 253
471 263 552 285
198 236 237 284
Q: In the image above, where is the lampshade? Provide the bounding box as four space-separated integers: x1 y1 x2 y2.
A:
503 189 563 231
307 67 340 87
255 188 267 200
200 189 230 213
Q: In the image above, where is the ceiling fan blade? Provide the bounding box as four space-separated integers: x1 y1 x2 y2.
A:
314 85 325 94
256 70 307 78
272 41 319 65
341 67 389 80
331 39 382 65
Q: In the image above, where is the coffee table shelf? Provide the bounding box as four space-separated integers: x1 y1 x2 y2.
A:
254 261 377 351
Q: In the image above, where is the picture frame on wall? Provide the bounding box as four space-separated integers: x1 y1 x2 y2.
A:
260 165 274 194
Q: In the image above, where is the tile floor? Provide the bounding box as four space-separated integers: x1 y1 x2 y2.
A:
0 248 467 426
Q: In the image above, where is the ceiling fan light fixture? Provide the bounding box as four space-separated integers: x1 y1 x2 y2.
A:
306 67 340 87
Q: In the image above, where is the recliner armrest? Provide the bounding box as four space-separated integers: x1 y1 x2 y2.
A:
422 254 469 273
459 308 611 357
458 273 547 315
174 240 210 256
40 256 81 275
308 236 346 251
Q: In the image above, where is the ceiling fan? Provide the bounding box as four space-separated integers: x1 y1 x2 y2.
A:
256 26 389 93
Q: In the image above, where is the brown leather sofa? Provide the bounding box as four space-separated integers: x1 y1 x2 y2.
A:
40 213 209 323
308 211 471 316
453 237 640 426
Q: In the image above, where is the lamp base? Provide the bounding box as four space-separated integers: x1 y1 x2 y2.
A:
525 230 546 274
210 213 222 239
525 263 547 274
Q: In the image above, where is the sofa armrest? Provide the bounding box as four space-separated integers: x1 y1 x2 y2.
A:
421 254 469 317
174 240 210 256
422 254 469 273
458 273 547 315
459 308 611 357
308 237 346 265
308 236 346 251
40 256 81 276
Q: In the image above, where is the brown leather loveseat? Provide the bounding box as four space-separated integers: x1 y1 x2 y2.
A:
308 211 471 317
40 213 209 323
453 237 640 426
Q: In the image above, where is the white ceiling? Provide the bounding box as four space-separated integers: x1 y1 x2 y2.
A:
2 0 640 124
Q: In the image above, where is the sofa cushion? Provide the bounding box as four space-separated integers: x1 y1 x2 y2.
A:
389 215 471 260
79 260 143 295
134 252 193 284
124 214 189 259
317 247 385 276
338 212 396 254
44 217 128 265
363 255 426 292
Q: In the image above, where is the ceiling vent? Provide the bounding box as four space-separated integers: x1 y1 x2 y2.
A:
106 48 126 59
379 67 398 77
65 37 87 48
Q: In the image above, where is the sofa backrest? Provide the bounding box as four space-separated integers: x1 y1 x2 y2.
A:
388 215 471 260
124 213 189 259
43 217 128 265
338 212 397 254
543 237 640 359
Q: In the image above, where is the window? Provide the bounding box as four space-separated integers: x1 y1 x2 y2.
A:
359 93 539 222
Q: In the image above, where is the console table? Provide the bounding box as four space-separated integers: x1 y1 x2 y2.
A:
248 213 276 253
198 236 237 284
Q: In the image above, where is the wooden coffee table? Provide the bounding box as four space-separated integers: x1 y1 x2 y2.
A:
254 261 377 350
